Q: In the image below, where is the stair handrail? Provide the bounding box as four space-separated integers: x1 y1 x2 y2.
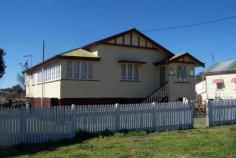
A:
143 81 168 103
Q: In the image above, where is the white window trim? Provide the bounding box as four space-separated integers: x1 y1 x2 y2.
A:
177 64 187 82
32 64 61 85
121 63 139 81
67 60 94 80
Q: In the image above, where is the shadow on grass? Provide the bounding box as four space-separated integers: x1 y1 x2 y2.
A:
0 129 152 158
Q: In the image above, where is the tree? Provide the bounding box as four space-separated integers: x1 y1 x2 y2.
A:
196 72 205 83
0 48 6 78
17 61 28 90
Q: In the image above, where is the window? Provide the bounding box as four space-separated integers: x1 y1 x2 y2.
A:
81 61 88 79
32 73 37 85
67 60 93 80
30 64 61 85
177 65 187 81
121 63 139 80
189 68 195 76
134 64 139 80
67 61 73 79
216 83 224 90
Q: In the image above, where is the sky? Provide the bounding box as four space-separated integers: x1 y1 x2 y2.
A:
0 0 236 88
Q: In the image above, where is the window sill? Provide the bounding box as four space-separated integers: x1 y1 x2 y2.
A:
120 80 141 82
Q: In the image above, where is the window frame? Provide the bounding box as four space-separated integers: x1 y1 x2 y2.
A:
216 82 224 90
121 63 139 81
66 60 94 80
177 64 187 81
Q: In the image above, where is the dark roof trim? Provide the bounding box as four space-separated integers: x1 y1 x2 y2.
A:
154 53 205 67
105 43 158 50
58 56 101 61
171 53 205 67
81 28 174 57
25 55 101 73
118 60 146 64
24 55 59 73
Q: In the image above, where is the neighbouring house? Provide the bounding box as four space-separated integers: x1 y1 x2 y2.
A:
24 28 204 107
196 59 236 101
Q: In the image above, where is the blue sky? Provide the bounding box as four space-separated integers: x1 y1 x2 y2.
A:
0 0 236 88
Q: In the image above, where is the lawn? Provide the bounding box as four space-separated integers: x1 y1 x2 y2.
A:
1 118 236 158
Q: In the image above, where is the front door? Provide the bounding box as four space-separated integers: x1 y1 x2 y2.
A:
160 66 166 86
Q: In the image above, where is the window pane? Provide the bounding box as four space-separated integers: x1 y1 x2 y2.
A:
127 64 133 80
67 61 73 79
74 61 80 79
81 61 87 79
134 64 139 80
177 65 182 80
58 65 61 79
183 66 187 80
121 63 126 79
88 62 93 79
217 83 224 89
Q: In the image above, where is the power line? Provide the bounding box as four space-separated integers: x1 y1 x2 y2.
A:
142 15 236 32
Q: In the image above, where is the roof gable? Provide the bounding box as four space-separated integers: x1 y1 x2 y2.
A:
82 28 174 57
154 52 205 67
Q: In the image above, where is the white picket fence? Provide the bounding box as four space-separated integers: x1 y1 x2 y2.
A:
207 99 236 126
0 102 194 147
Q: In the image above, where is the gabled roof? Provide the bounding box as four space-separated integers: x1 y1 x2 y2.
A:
81 28 174 57
205 59 236 75
154 52 205 67
25 28 174 73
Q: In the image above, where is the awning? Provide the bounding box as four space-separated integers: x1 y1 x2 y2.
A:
231 77 236 83
213 79 224 83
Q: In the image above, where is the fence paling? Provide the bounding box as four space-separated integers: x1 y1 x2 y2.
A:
0 102 193 147
208 99 236 126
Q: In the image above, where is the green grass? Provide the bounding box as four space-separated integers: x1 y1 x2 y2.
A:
1 121 236 158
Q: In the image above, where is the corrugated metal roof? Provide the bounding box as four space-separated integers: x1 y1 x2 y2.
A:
205 59 236 73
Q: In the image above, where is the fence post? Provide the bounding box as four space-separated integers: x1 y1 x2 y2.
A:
206 100 211 127
115 103 120 131
71 104 76 137
190 101 194 128
20 106 27 144
152 102 156 131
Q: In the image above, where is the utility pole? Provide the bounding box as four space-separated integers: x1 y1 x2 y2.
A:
41 40 45 107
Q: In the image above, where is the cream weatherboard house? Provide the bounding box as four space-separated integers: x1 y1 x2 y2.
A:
25 28 204 107
196 59 236 101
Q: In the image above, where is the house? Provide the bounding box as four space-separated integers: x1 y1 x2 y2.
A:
25 28 204 107
196 59 236 100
